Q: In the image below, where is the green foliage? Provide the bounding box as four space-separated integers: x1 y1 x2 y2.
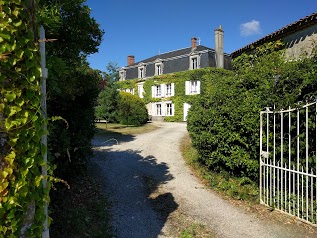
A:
187 41 317 181
41 0 104 178
95 82 120 122
105 61 119 82
48 66 101 178
0 0 49 236
117 92 148 126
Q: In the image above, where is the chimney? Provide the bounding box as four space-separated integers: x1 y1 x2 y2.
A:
191 37 197 49
127 55 135 66
214 25 224 68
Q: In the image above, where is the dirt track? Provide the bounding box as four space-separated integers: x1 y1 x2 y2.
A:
90 122 317 238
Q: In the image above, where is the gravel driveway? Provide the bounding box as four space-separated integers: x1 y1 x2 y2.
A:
90 122 317 238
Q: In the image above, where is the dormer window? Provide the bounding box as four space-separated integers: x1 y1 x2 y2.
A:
138 63 146 78
156 64 162 75
119 69 126 81
189 54 200 70
191 57 198 69
155 59 163 76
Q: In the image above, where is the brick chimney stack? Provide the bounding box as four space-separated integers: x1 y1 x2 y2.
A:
127 55 135 66
214 25 224 68
191 37 197 49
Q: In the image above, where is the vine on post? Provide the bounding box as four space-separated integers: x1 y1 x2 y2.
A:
0 0 49 236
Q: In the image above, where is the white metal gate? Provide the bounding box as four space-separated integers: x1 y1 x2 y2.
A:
260 102 317 225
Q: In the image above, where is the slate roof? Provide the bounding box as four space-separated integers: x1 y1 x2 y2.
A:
126 45 214 67
231 12 317 58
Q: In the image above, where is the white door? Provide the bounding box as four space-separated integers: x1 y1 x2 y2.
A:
183 103 191 121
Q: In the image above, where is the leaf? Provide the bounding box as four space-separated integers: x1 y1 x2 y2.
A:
5 92 16 102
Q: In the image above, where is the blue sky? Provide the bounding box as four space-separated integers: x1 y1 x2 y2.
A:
85 0 317 72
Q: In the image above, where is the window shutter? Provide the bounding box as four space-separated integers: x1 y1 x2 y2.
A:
151 86 155 98
185 81 190 95
197 81 201 94
172 103 175 116
171 83 175 96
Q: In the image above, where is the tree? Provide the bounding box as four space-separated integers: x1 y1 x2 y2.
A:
105 61 119 82
38 0 104 178
95 82 120 122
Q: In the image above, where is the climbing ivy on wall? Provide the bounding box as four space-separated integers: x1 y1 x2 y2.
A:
0 0 48 236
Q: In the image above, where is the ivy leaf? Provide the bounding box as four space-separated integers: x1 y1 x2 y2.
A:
5 92 16 102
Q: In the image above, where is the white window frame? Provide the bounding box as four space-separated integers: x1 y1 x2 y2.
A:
166 103 174 116
185 80 200 95
155 63 163 76
119 69 126 81
138 63 146 78
125 88 134 95
189 54 200 70
165 83 175 97
152 101 174 116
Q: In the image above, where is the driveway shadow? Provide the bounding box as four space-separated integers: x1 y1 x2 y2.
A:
89 149 178 238
92 130 135 147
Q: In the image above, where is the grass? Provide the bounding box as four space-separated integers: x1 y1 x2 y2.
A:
180 134 258 203
95 122 158 135
180 223 214 238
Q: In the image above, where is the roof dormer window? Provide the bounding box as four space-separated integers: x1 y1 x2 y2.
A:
138 63 146 78
189 53 200 70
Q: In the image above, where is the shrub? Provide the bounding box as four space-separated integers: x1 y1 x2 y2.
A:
117 92 148 126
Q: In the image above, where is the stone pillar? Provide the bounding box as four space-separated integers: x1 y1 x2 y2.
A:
215 25 224 68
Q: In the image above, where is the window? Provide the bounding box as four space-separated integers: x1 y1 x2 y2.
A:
152 102 174 116
139 68 144 78
166 84 172 96
138 64 146 78
192 57 198 69
125 88 134 95
156 104 162 116
189 54 200 70
166 103 173 116
154 59 163 76
119 70 126 81
185 80 200 95
156 85 161 97
190 80 198 93
157 64 161 75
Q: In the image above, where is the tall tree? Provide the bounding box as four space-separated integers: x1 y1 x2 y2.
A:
38 0 104 177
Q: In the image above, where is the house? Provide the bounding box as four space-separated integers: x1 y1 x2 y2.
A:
118 26 232 121
116 12 317 121
231 12 317 59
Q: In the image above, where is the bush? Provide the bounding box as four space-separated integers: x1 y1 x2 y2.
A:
117 92 148 126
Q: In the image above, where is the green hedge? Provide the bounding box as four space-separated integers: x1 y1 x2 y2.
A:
187 42 317 180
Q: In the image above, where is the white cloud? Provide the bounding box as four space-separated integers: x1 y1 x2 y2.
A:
240 20 261 36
